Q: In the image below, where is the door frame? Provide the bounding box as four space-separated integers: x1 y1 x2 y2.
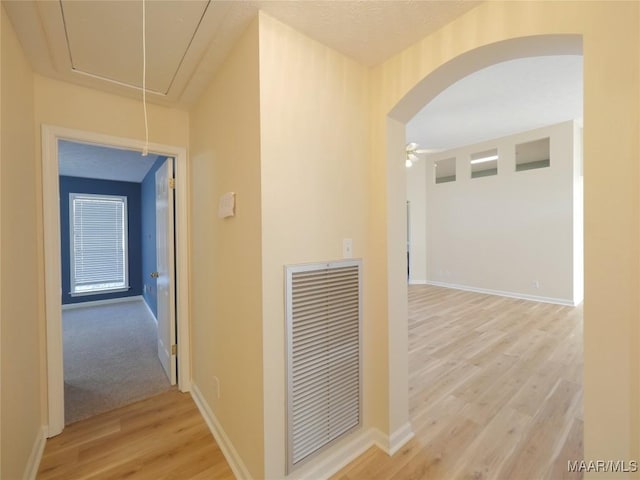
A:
42 124 191 436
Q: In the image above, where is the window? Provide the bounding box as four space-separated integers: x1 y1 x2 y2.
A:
470 148 498 178
516 137 550 171
435 157 456 184
70 193 129 296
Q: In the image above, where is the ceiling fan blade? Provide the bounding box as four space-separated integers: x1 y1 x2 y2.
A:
416 148 442 154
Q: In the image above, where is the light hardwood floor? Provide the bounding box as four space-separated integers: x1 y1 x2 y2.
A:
38 285 583 479
334 285 583 480
37 389 235 480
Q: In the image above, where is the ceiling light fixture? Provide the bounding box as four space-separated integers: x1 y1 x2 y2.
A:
141 0 149 156
405 142 442 168
470 154 498 165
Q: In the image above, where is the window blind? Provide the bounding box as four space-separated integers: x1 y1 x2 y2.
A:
70 193 129 294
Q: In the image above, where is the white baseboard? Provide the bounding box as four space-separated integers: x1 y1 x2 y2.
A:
293 423 414 479
190 383 252 480
370 422 414 456
142 297 158 326
425 281 576 306
408 279 428 285
62 295 144 311
24 426 47 480
388 422 414 455
190 383 413 480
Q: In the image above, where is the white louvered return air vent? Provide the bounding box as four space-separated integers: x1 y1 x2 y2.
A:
285 259 362 473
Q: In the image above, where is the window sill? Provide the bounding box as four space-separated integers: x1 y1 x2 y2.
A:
70 287 131 297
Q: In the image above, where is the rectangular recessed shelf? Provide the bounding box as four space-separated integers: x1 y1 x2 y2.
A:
516 137 550 172
435 157 456 184
471 148 498 179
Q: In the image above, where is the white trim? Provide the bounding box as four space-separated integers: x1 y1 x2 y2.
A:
408 279 428 285
191 382 413 480
425 280 577 306
23 426 47 480
141 296 158 327
287 428 376 480
42 125 191 437
388 422 414 455
190 383 252 480
69 286 130 297
369 428 388 452
61 295 143 311
369 423 414 456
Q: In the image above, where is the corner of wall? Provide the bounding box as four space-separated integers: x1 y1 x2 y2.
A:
190 383 253 480
23 427 47 480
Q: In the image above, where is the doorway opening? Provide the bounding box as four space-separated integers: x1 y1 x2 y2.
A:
385 34 585 472
58 141 176 424
42 125 190 436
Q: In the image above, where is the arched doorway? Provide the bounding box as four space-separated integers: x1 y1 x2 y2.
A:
376 2 640 465
384 34 583 447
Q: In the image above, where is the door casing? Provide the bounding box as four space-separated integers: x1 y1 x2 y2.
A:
41 124 191 436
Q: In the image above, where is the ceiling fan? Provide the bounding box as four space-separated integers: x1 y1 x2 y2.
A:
405 142 440 167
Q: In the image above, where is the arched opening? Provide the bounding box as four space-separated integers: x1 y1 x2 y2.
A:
384 35 584 466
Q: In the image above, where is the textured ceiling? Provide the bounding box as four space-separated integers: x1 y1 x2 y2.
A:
5 2 581 158
4 0 479 107
60 0 209 94
406 55 583 151
59 141 161 183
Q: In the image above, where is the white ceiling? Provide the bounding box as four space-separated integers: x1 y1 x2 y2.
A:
406 55 583 151
59 141 161 183
5 1 582 172
4 0 479 108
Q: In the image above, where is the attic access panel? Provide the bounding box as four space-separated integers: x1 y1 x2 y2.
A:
60 0 209 94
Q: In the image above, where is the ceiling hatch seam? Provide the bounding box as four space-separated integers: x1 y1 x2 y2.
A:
58 0 211 97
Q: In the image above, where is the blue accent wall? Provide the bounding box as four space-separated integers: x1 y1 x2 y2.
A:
60 176 142 305
140 156 168 318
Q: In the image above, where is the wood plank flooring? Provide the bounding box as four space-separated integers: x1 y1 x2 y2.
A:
334 285 583 480
37 389 235 480
38 285 583 479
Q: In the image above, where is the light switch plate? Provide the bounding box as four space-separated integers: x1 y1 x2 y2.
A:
343 238 353 258
218 192 236 218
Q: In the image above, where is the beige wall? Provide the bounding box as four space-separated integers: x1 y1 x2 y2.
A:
2 2 638 477
1 6 42 479
371 0 639 472
258 13 371 477
33 75 189 147
188 18 265 479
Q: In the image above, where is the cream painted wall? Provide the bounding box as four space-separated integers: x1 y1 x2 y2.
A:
1 6 43 479
371 1 639 473
258 13 370 478
188 18 265 479
33 76 189 147
416 121 580 305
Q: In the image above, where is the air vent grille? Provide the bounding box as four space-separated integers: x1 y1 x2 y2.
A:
286 260 362 472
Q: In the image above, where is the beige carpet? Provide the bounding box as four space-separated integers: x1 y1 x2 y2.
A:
63 299 171 425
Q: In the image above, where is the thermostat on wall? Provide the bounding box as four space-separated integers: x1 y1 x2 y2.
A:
218 192 236 218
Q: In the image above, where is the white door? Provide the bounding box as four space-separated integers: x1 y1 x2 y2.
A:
156 158 176 384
